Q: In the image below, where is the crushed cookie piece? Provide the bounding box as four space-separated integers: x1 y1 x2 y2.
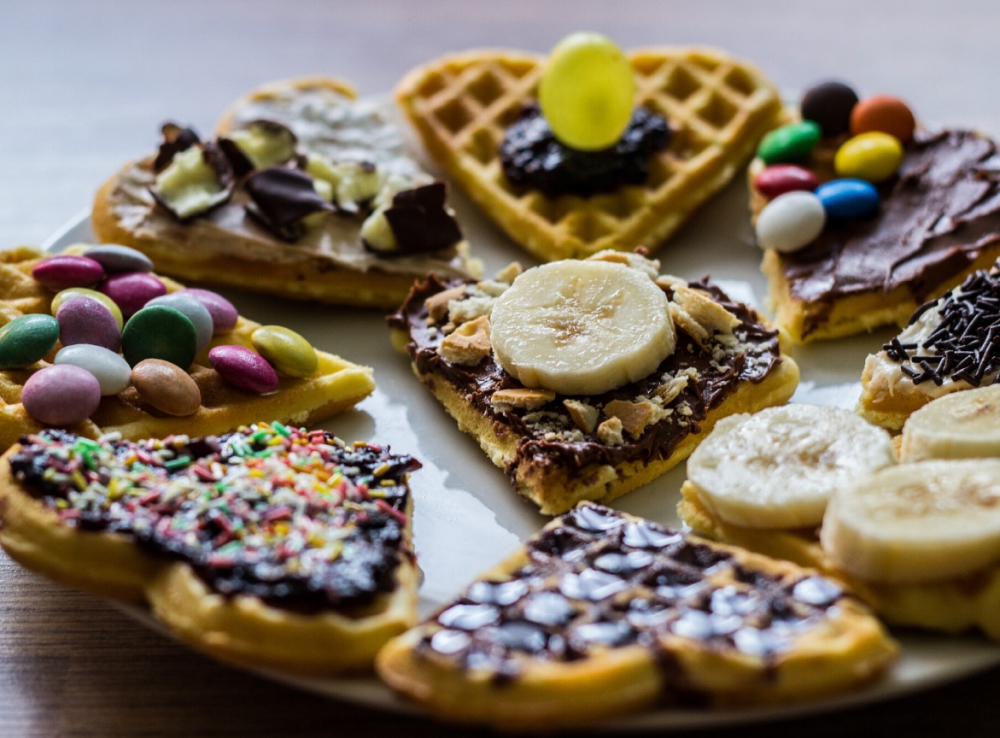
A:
597 417 625 446
602 399 660 439
587 249 660 279
563 399 599 433
655 274 687 293
439 316 491 366
671 286 741 349
424 285 467 323
448 294 495 325
492 388 556 412
654 375 689 405
476 279 509 297
495 262 523 284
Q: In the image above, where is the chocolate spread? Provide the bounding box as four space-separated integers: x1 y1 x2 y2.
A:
781 130 1000 316
388 276 782 481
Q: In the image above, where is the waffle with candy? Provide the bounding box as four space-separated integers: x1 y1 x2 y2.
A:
93 77 481 309
375 504 896 729
388 251 799 515
0 424 420 674
0 245 374 453
395 46 781 262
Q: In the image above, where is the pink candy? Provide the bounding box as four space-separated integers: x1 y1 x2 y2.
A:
754 165 820 200
99 272 167 318
208 345 279 394
21 364 102 425
31 255 105 291
56 296 121 351
179 288 239 334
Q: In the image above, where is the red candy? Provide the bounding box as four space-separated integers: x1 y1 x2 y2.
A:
31 255 105 291
753 165 820 200
99 272 167 318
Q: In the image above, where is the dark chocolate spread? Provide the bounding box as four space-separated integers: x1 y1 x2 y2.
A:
415 505 845 686
780 130 1000 333
9 424 420 611
499 103 671 198
388 275 781 481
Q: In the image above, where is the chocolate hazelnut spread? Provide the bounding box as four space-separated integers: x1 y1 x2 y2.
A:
389 275 782 480
781 130 1000 309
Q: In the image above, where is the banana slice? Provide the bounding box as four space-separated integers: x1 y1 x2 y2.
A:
687 405 896 529
900 385 1000 462
489 260 675 396
821 460 1000 584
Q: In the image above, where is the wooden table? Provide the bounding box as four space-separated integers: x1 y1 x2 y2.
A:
3 1 999 735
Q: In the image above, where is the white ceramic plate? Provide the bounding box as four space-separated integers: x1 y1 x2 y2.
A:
42 158 1000 730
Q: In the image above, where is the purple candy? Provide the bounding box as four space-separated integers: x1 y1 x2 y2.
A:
179 288 239 334
31 255 105 292
208 345 279 394
98 272 167 318
21 364 102 425
56 296 122 351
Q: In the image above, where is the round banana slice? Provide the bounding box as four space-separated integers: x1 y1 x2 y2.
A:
687 405 896 529
822 460 1000 584
489 260 675 396
900 385 1000 462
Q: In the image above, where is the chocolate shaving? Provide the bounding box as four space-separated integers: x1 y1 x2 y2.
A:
243 166 333 242
153 122 201 171
377 182 463 256
149 141 235 222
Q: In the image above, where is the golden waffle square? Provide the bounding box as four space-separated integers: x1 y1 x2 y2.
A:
0 246 374 453
92 77 480 309
375 504 897 729
748 124 1000 343
388 265 799 515
395 48 782 262
0 424 420 675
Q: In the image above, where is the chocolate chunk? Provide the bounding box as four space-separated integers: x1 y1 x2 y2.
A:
219 119 299 176
153 122 201 171
800 82 859 137
149 142 235 221
243 166 333 241
218 137 255 177
378 182 463 256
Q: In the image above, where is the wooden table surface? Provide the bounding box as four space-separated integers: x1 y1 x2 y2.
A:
3 1 1000 735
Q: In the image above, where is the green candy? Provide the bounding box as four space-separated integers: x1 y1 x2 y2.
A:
757 121 822 164
122 306 197 369
0 314 60 370
251 325 318 378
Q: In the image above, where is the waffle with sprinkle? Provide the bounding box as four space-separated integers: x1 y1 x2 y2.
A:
395 47 782 262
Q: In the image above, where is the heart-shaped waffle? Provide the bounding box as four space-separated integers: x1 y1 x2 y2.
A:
0 424 420 675
395 48 782 262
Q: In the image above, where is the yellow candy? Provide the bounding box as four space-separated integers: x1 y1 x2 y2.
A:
834 132 903 183
251 325 318 378
51 287 124 329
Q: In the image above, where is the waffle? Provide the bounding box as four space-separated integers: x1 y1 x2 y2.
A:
395 48 782 262
0 425 420 675
375 504 896 729
92 77 480 309
678 484 1000 640
0 246 374 453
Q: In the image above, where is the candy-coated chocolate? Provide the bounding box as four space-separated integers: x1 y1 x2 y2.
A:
754 165 819 199
131 359 201 416
251 325 318 377
31 255 105 292
834 132 903 183
800 82 859 138
755 191 826 253
756 121 822 164
208 345 280 394
83 244 154 274
0 314 60 370
178 288 238 334
21 364 101 425
54 344 131 395
121 306 198 369
850 95 916 143
816 179 881 220
56 296 122 352
51 287 123 329
146 293 213 351
99 272 167 318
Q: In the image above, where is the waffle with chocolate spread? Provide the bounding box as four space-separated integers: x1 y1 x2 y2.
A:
375 504 896 729
387 256 799 515
0 424 420 675
749 128 1000 343
0 246 374 454
395 48 781 262
93 77 481 309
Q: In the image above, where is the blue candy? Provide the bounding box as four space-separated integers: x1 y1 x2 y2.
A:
816 179 880 220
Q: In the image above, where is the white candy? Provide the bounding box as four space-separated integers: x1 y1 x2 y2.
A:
54 344 132 396
146 293 214 351
755 191 826 253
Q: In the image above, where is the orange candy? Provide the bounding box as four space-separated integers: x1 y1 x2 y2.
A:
850 95 915 143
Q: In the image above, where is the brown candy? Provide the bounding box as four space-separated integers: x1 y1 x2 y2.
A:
131 359 202 416
850 95 915 143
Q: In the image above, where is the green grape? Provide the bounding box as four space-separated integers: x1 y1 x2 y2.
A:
538 32 636 151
